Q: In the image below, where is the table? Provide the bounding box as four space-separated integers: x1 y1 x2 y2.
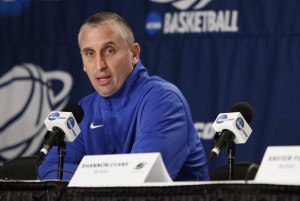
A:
1 180 299 201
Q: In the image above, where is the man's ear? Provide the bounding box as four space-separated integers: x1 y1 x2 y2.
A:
131 43 140 66
83 66 86 72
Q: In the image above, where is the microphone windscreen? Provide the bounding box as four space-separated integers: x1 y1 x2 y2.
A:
229 102 254 123
62 104 84 123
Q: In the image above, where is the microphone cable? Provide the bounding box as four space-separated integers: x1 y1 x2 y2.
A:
38 169 75 180
197 151 217 181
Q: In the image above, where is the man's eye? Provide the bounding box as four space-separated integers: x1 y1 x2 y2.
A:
86 51 94 56
106 48 114 54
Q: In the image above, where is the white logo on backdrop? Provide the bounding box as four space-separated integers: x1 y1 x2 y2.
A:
149 0 212 10
0 63 72 164
147 0 239 34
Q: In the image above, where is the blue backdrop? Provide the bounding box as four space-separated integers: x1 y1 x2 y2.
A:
1 0 300 174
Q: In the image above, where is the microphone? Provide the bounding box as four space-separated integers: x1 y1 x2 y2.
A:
38 104 84 160
209 102 254 161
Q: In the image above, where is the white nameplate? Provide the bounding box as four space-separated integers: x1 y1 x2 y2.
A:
255 146 300 184
68 152 172 187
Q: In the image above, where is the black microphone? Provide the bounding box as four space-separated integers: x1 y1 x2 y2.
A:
38 104 84 161
229 102 253 123
209 102 254 161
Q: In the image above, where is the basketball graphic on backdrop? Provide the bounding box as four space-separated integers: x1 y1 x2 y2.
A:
0 63 73 164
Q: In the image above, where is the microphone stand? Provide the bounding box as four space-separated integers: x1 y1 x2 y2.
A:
213 130 236 180
57 141 66 180
227 141 236 180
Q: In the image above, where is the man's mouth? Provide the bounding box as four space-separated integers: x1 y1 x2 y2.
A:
98 78 109 81
96 76 111 85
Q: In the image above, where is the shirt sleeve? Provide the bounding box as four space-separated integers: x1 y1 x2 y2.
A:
130 88 191 180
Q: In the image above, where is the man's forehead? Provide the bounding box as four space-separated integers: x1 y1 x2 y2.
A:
82 24 117 37
79 25 123 49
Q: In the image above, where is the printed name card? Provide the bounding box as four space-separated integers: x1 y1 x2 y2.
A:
255 146 300 184
68 152 172 187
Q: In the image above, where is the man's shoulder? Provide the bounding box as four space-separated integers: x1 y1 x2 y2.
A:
141 76 180 94
138 76 187 107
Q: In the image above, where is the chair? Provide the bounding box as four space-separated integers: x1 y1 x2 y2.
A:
0 155 42 180
209 162 259 181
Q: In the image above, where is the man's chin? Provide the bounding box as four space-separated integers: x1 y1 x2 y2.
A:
97 89 115 98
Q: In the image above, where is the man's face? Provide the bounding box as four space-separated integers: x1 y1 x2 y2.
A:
79 23 139 97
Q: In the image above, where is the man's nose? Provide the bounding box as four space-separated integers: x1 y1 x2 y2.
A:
96 54 106 71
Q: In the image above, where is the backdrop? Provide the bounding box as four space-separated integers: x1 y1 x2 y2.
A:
1 0 300 174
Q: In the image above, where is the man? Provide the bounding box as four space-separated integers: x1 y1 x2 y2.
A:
38 12 209 181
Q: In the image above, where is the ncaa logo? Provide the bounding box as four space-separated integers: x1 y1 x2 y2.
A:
0 63 72 164
67 117 75 129
216 115 227 123
145 12 163 35
236 118 244 130
48 113 60 121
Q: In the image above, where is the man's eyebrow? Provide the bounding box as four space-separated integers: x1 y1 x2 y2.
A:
81 41 118 53
81 47 93 53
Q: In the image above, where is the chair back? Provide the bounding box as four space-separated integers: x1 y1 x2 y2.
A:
209 162 259 181
0 155 40 180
